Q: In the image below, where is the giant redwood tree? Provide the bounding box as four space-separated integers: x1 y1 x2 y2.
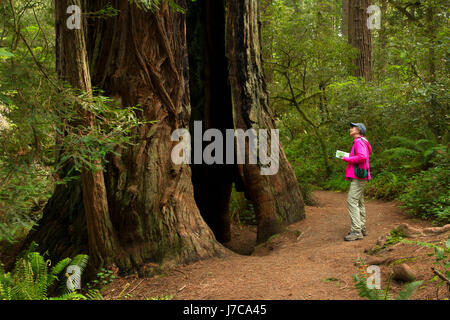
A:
21 0 305 274
346 0 372 81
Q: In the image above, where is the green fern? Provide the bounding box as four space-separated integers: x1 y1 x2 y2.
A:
353 274 385 300
353 271 422 300
383 136 445 170
0 248 90 300
395 281 424 300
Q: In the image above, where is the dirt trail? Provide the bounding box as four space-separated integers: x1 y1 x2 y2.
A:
103 191 442 300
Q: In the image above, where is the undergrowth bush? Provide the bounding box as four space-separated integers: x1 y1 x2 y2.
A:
230 186 256 225
365 171 408 201
321 173 348 192
399 164 450 224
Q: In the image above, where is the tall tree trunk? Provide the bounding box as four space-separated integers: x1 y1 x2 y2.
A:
378 0 388 76
55 0 121 270
424 0 441 138
347 0 372 81
425 0 436 84
342 0 349 39
225 0 305 243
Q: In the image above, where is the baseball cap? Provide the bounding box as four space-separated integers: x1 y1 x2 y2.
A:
350 122 366 136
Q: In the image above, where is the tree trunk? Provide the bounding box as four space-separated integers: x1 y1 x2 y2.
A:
342 0 349 39
20 0 305 274
347 0 372 81
225 0 305 243
378 0 387 76
55 0 121 270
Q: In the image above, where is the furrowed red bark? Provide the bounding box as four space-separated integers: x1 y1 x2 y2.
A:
347 0 372 81
55 0 120 269
225 0 305 243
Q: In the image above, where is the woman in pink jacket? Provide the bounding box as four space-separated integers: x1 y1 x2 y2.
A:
341 122 372 241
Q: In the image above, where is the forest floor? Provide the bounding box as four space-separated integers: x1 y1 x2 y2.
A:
102 190 450 300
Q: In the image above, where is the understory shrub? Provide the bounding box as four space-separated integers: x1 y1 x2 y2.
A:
321 173 348 192
365 171 408 201
399 165 450 224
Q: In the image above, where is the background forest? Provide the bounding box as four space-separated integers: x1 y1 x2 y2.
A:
0 0 448 300
0 0 448 247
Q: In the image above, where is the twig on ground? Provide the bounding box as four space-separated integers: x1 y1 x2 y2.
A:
128 279 145 295
297 227 310 241
339 279 348 290
116 282 130 299
432 267 450 285
173 269 188 278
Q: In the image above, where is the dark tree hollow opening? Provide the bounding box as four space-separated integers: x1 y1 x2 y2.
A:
186 0 239 245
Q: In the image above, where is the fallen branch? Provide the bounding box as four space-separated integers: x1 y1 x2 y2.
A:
116 282 130 299
432 267 450 286
128 279 145 295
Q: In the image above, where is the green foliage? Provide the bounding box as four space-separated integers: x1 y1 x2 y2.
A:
321 173 348 192
0 1 146 244
259 0 449 224
129 0 186 13
402 238 450 294
55 89 144 177
383 136 446 171
399 153 449 223
87 267 116 290
353 260 423 300
229 186 256 225
352 274 387 300
385 228 406 246
395 281 424 300
0 245 89 300
366 172 408 201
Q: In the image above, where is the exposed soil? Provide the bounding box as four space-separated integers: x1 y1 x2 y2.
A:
102 190 450 300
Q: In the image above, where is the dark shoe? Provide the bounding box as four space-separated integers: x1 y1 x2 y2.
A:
361 229 368 237
345 232 363 241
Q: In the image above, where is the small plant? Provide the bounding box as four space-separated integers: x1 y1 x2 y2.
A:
385 228 406 246
229 186 257 226
0 245 89 300
353 260 423 300
401 238 450 298
87 267 116 290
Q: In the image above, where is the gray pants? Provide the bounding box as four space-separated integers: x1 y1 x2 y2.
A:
347 179 368 233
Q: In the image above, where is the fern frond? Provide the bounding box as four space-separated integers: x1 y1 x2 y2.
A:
390 136 419 151
352 275 384 300
27 252 49 299
48 257 71 288
85 289 104 300
423 145 446 166
415 139 435 152
49 292 87 300
63 254 89 293
395 280 423 300
70 254 89 274
383 147 419 160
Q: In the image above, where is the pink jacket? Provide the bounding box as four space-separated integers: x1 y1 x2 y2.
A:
342 137 372 180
